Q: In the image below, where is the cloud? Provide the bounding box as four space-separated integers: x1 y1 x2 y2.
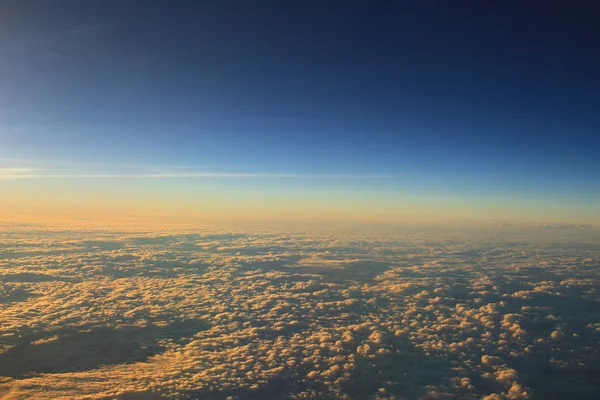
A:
0 167 388 180
0 225 598 398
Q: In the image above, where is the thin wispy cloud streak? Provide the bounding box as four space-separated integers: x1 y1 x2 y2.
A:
0 167 506 182
0 169 388 180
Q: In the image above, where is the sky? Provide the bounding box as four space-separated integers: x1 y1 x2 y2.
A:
1 1 599 225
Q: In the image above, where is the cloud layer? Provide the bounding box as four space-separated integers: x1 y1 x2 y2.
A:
0 225 599 399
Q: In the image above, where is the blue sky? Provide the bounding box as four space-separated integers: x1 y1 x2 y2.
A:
1 1 599 223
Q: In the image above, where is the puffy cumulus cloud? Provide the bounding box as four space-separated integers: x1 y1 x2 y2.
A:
0 224 599 399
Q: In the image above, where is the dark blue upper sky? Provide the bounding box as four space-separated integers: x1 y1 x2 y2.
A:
1 1 599 190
